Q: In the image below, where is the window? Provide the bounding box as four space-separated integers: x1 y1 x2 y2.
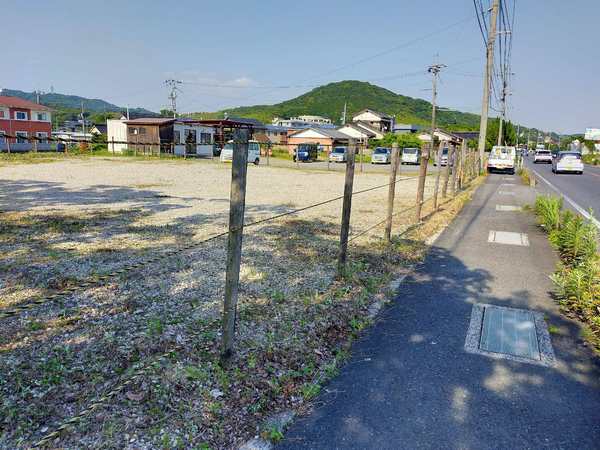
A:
36 132 48 143
0 110 5 118
36 112 48 121
200 132 212 144
138 127 146 134
173 130 181 144
0 131 5 143
15 111 28 120
129 127 137 135
184 129 196 143
16 131 28 143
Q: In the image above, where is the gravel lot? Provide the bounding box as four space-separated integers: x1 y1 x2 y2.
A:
0 157 443 449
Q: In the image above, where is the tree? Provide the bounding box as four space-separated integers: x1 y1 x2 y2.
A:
378 132 422 148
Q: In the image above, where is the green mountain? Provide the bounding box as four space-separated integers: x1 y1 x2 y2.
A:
1 88 157 124
196 80 481 131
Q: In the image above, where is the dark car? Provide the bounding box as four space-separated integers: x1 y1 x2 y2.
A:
293 143 318 162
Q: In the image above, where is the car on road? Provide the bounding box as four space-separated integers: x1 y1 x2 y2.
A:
293 143 318 162
402 147 420 165
433 147 450 166
534 149 553 164
487 145 516 174
552 151 584 174
371 147 391 164
220 140 261 165
329 146 347 163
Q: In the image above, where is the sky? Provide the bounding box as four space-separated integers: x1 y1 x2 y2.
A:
2 0 598 134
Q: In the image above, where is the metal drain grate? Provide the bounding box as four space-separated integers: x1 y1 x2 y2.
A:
464 304 555 366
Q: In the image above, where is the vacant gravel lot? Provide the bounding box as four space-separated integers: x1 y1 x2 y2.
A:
0 157 443 449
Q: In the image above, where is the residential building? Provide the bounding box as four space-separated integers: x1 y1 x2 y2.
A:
418 128 463 146
0 96 52 151
90 124 107 135
106 118 215 156
352 121 385 139
352 109 394 133
393 123 421 134
289 115 332 125
287 127 350 152
338 123 377 141
264 125 289 144
272 117 336 129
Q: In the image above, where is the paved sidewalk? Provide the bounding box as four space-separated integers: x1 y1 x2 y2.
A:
277 174 600 450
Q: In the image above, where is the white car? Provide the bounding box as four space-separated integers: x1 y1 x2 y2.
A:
371 147 391 164
487 145 516 174
402 147 420 165
534 149 552 164
220 140 260 165
329 146 347 163
552 152 584 174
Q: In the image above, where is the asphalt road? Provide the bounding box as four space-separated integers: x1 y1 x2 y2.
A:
277 174 600 450
524 156 600 226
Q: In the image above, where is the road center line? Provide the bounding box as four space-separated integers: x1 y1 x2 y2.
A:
531 168 600 229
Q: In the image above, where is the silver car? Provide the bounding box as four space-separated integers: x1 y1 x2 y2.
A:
371 147 391 164
329 146 347 163
552 152 584 174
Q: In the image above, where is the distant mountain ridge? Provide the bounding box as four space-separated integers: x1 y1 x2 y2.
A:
197 80 482 131
0 88 156 116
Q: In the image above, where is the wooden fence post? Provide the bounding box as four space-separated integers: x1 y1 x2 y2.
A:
384 143 400 242
359 143 364 173
451 142 461 196
338 139 356 276
432 141 445 210
415 141 431 223
442 143 455 199
221 128 250 363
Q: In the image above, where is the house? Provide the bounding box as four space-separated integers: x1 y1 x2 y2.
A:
352 109 394 133
90 124 107 135
338 123 377 141
418 128 463 146
264 125 289 145
352 121 386 139
122 118 215 156
287 127 350 152
107 118 129 152
452 131 479 142
393 123 421 134
272 116 336 129
0 96 52 151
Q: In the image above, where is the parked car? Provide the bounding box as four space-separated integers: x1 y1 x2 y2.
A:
433 147 450 166
220 140 260 165
293 143 318 162
371 147 391 164
401 147 420 165
534 149 552 164
552 151 584 174
329 146 347 163
487 145 516 174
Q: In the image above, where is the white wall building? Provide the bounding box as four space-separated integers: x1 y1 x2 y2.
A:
107 118 128 152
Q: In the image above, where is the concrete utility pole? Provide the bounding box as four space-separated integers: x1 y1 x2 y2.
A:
477 0 500 171
416 63 444 222
497 80 507 146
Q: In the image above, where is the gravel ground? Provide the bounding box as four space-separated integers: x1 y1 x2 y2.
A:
0 157 448 449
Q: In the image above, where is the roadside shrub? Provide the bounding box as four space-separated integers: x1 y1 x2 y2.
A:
551 211 598 266
551 257 600 321
582 153 600 166
517 167 531 186
535 195 562 232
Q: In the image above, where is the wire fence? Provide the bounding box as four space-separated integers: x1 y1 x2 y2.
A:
1 134 482 447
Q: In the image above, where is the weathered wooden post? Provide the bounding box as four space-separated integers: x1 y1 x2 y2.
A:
221 127 250 363
432 141 445 210
338 139 356 276
441 143 455 199
384 143 400 242
327 145 331 171
415 141 431 223
359 142 364 173
451 142 461 196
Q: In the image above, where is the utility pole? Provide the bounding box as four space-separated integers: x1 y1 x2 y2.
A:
416 63 444 222
80 101 86 142
341 102 347 125
165 79 182 118
477 0 500 172
497 80 507 146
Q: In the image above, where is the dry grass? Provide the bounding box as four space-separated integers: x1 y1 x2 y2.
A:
0 157 479 449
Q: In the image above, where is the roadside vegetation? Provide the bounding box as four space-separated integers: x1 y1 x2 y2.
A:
582 153 600 166
534 196 600 352
517 167 531 185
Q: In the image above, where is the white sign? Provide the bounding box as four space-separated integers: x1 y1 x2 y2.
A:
584 128 600 140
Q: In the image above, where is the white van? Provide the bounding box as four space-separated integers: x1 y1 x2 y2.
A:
220 140 260 165
487 146 516 174
402 147 420 165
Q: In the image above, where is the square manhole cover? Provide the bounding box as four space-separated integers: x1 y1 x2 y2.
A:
488 230 530 246
496 205 522 212
480 306 539 359
465 304 555 366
